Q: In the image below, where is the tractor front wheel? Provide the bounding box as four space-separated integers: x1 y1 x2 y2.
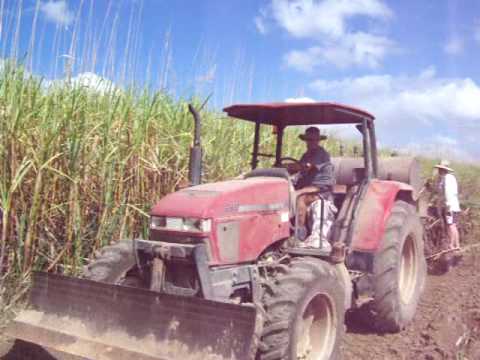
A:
372 200 426 332
259 257 345 360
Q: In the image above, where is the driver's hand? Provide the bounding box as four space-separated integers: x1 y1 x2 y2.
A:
303 162 315 171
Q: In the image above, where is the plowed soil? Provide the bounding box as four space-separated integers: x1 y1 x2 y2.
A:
1 248 479 360
342 247 480 359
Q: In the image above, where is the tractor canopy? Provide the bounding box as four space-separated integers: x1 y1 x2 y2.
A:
223 102 377 172
223 102 374 127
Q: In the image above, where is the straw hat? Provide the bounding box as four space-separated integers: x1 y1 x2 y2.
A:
434 159 454 172
299 127 327 141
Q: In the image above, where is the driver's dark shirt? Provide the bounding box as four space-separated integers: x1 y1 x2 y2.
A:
296 146 333 190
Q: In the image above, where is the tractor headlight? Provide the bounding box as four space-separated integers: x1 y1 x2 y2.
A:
150 216 211 233
150 216 167 228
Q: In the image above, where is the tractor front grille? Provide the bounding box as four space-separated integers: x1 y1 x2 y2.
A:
150 230 207 244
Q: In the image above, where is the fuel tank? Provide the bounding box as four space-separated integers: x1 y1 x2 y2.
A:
150 177 291 265
332 156 422 198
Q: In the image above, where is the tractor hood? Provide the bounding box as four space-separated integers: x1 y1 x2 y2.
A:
150 177 290 219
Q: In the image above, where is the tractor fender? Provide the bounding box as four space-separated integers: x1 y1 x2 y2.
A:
350 179 415 253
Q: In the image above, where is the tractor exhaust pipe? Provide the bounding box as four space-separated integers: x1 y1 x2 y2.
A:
188 104 202 186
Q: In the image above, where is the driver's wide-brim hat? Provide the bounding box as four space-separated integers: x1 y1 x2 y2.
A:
299 126 327 141
434 159 454 172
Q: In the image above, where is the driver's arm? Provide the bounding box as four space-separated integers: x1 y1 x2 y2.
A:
302 150 331 173
287 161 315 174
286 152 310 174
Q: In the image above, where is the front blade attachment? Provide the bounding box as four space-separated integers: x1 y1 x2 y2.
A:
6 272 258 360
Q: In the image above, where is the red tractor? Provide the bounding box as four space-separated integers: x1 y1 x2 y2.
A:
7 102 426 360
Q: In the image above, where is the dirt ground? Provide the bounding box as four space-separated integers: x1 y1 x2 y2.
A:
0 249 479 360
342 247 480 360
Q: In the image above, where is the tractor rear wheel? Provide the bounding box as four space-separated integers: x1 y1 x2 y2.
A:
372 200 426 332
83 241 144 287
259 257 345 360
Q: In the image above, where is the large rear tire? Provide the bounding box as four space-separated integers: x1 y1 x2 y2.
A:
83 241 143 286
259 257 345 360
372 200 426 332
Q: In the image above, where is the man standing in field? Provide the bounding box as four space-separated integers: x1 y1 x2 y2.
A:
287 127 336 250
435 160 461 251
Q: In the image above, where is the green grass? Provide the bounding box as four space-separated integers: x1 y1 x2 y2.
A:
0 61 360 282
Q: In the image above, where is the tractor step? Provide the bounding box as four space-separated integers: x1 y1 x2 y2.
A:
288 247 331 258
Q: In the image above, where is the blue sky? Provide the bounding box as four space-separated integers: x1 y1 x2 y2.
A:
1 0 480 161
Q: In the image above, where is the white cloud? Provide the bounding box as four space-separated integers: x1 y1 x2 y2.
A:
402 136 474 162
45 72 116 94
255 6 269 35
284 48 321 73
40 1 74 27
255 7 270 34
70 72 116 93
255 16 267 34
310 71 480 123
285 32 395 71
430 135 457 146
257 0 395 70
285 97 316 103
444 36 464 55
419 66 436 79
308 68 480 160
269 0 391 39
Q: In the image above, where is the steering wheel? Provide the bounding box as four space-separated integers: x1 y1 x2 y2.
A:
278 157 304 174
278 156 301 167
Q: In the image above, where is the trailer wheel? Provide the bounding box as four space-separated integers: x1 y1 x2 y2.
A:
372 200 426 332
83 241 143 286
259 257 344 360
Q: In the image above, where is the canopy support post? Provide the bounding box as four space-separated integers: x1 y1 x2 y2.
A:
274 126 284 166
251 121 261 170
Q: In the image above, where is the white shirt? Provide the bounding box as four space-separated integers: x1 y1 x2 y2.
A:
441 173 461 212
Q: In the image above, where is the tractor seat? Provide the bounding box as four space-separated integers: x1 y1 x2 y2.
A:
333 184 347 195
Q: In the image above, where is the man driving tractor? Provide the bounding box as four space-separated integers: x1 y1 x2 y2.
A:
287 126 336 250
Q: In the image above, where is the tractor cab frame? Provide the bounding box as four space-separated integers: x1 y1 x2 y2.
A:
224 102 421 261
223 102 378 180
224 102 381 257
